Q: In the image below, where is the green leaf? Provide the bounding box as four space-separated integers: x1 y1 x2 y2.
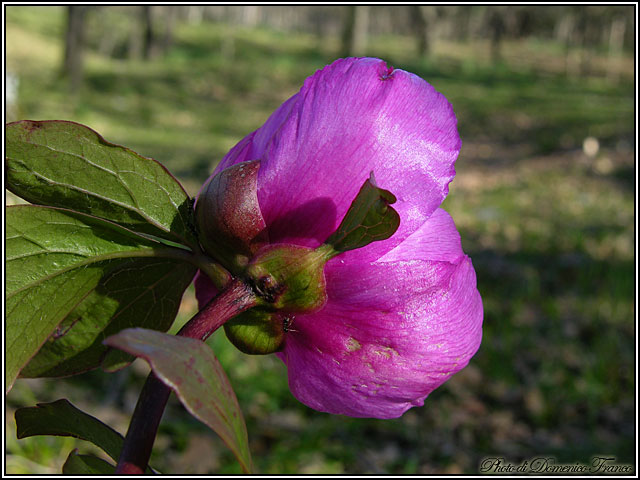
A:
6 205 196 391
105 328 254 473
62 450 116 475
15 399 124 462
5 120 197 247
16 399 155 474
21 257 196 379
325 172 400 253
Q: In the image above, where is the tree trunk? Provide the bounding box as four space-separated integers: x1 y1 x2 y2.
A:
127 10 143 60
488 9 505 64
413 5 431 57
242 5 261 27
161 6 177 54
186 5 205 24
62 6 87 91
142 6 158 60
579 10 595 76
606 16 626 83
556 11 579 77
340 6 369 57
454 6 473 42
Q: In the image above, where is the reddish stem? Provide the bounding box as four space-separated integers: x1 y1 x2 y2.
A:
114 279 258 474
114 374 171 474
177 279 257 339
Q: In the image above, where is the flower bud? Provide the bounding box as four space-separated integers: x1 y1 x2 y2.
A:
195 160 268 274
222 244 331 354
245 244 332 313
224 308 286 354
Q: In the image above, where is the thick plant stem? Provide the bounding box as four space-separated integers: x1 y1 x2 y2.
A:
177 279 257 339
115 278 258 474
114 374 171 474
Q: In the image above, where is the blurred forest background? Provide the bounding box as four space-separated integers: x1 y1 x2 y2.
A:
5 5 636 474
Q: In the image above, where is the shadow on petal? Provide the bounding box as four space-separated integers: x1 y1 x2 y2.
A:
266 196 337 248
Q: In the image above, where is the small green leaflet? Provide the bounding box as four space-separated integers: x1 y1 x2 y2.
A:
325 172 400 253
15 399 154 474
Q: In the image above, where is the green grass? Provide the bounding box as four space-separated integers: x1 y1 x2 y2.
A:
5 5 635 475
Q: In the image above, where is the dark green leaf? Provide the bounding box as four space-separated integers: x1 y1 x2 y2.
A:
16 400 155 474
105 328 253 473
21 258 196 379
62 450 116 475
16 399 124 462
101 349 137 374
6 120 197 247
6 205 196 391
325 172 400 253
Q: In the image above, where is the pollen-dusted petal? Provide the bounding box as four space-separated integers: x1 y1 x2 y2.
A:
278 256 482 418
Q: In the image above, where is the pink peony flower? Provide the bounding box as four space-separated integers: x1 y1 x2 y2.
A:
196 57 483 419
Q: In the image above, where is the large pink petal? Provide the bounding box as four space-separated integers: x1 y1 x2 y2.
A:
256 57 461 250
279 255 482 418
201 58 460 252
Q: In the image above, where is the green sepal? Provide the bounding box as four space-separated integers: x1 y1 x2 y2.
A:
246 244 330 312
224 308 287 355
325 172 400 253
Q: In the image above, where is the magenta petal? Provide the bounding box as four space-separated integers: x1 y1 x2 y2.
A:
194 270 218 310
377 208 464 264
196 94 300 204
279 256 482 418
216 94 300 173
255 57 461 248
336 207 465 267
206 58 461 249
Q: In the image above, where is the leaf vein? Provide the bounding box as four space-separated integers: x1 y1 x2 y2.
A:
11 161 172 234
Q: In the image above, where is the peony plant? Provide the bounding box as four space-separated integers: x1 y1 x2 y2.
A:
5 57 482 474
